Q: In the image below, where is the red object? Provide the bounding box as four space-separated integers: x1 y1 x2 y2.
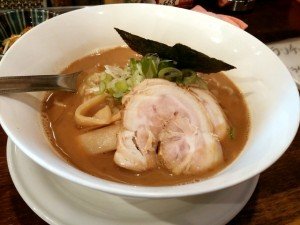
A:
192 5 248 30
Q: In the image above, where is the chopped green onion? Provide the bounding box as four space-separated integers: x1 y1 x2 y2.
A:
99 82 106 94
115 80 128 93
113 92 124 98
141 55 159 78
195 77 208 90
129 74 144 87
126 77 134 88
182 73 208 90
158 60 176 71
182 69 196 77
89 54 201 99
100 73 113 84
129 58 138 73
158 67 182 81
183 74 197 85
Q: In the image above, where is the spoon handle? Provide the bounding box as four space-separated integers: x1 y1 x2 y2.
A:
0 72 81 94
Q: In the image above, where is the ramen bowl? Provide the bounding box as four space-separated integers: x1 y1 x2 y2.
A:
0 4 299 198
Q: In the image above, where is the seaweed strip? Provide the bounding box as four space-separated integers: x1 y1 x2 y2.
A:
115 28 235 74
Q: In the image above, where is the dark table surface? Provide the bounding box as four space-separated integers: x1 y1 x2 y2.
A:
0 0 300 224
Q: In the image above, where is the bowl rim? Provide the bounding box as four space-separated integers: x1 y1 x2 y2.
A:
0 4 299 198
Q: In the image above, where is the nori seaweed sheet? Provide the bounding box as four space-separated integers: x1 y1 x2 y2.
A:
115 28 235 74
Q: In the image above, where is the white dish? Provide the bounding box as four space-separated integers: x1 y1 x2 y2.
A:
0 4 298 197
7 138 259 225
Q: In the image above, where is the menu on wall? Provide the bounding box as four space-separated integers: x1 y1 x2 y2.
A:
268 38 300 89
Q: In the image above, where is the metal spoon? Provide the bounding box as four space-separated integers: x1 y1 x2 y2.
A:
0 71 81 94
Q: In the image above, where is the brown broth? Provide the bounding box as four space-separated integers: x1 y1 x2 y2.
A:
41 47 250 186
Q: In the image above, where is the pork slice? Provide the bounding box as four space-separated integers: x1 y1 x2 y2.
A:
158 115 223 175
114 79 224 174
189 87 229 140
114 128 157 171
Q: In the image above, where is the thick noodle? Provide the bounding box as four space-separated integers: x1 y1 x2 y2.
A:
75 94 121 128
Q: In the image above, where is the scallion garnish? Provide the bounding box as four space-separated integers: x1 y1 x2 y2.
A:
94 54 207 99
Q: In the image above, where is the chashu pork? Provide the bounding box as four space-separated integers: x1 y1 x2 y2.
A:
114 79 224 175
188 87 229 140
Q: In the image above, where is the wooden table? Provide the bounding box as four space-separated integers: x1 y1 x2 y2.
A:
0 0 299 224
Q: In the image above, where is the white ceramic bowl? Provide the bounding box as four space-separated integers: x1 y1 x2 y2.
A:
0 4 299 198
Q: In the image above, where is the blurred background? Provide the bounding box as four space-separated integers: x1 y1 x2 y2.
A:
1 0 298 43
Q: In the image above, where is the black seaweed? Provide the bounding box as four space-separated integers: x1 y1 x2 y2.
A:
115 28 235 73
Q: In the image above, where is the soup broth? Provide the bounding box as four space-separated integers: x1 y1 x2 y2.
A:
42 47 250 186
